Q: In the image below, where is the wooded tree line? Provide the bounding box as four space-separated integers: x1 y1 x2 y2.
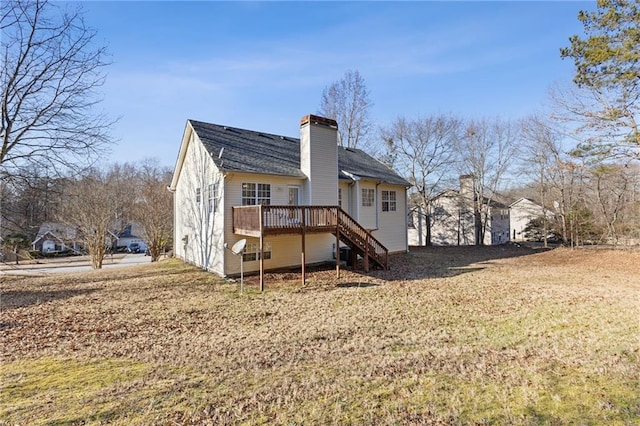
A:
319 1 639 246
375 112 639 247
1 160 173 266
318 68 639 247
1 0 637 267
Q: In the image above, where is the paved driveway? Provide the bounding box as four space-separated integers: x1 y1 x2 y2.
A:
0 253 152 276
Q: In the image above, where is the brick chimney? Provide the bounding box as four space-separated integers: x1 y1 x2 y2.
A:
300 114 338 205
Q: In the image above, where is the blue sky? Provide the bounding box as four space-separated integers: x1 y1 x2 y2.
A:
79 1 592 168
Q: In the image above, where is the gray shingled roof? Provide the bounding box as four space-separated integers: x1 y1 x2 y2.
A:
189 120 410 186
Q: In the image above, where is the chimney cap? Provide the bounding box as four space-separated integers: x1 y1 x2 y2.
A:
300 114 338 128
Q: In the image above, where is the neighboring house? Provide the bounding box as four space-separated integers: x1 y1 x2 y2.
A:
170 114 410 286
410 176 510 246
31 222 82 253
115 223 147 251
509 198 546 241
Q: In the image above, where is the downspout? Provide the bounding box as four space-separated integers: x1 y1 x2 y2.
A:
342 171 360 222
221 172 229 276
166 184 176 257
405 186 409 252
375 181 382 230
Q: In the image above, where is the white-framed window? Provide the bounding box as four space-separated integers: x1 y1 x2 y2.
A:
382 190 397 212
362 188 374 207
242 242 272 262
208 182 219 213
196 187 201 204
242 183 271 206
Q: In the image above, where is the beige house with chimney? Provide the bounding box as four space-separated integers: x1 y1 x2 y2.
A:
410 175 510 246
169 115 409 287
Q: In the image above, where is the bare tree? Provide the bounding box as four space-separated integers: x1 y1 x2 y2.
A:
587 162 638 245
59 166 132 269
2 231 29 264
134 159 173 262
319 70 373 149
455 118 520 245
520 114 565 247
1 0 113 180
380 114 460 245
551 83 639 159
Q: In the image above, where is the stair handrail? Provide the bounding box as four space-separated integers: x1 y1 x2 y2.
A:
336 207 388 268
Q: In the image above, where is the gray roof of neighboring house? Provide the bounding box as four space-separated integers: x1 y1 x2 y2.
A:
189 120 410 186
430 189 511 209
35 222 77 240
117 224 143 239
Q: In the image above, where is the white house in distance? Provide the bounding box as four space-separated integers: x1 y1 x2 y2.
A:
409 175 511 246
509 197 546 241
115 223 148 252
31 222 82 253
170 114 410 288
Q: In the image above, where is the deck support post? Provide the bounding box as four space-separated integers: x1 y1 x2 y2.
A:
259 204 264 292
301 206 306 286
335 207 340 278
364 234 370 272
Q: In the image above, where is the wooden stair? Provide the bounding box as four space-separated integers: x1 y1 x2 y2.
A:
334 208 389 271
232 204 389 272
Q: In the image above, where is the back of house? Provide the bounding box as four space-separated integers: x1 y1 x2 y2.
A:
169 114 409 278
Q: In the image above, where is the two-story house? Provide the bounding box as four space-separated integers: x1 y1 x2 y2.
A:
409 175 511 246
170 114 409 288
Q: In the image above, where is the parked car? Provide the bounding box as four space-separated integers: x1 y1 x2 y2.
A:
128 243 141 253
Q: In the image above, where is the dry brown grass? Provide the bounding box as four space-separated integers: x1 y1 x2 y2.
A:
1 246 639 425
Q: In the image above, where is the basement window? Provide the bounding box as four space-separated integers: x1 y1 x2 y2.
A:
242 242 272 262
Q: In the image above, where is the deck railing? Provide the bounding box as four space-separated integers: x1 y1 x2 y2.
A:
232 205 389 270
233 205 339 235
336 208 388 268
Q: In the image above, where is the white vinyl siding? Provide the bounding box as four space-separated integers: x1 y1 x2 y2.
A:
358 182 377 229
300 120 338 205
225 234 334 275
173 128 225 274
223 174 306 275
372 184 407 253
338 181 352 215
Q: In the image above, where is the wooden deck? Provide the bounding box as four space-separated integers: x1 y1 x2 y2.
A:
232 205 389 276
233 205 339 237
